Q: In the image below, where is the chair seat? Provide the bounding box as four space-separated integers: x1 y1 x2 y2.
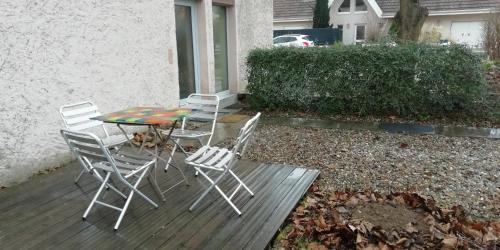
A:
94 150 155 177
167 129 212 139
185 146 234 171
102 134 131 148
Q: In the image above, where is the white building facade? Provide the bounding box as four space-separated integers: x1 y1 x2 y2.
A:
0 0 272 186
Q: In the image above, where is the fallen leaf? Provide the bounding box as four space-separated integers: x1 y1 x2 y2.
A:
356 233 368 246
307 242 328 250
315 214 328 230
405 222 419 234
483 229 498 243
305 197 317 207
441 236 458 249
361 243 380 250
345 196 359 207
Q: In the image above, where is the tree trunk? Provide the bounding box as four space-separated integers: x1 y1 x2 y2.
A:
393 0 428 41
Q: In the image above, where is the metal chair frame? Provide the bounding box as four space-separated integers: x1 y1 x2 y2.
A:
184 113 261 215
164 94 220 172
60 101 130 183
61 129 159 231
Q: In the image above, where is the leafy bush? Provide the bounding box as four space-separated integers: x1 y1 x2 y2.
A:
246 44 488 117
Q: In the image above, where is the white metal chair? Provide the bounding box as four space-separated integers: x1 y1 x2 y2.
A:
60 101 131 183
185 113 261 215
61 129 159 231
164 94 220 171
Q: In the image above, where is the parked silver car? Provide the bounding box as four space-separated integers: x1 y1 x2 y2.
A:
273 34 314 48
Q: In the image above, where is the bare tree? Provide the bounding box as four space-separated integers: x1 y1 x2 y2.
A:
391 0 429 41
484 9 500 60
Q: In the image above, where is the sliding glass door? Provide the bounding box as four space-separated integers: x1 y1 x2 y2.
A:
212 5 229 93
175 1 199 99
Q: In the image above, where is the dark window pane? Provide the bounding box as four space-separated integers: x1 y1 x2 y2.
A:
356 25 365 40
338 0 350 12
355 0 367 11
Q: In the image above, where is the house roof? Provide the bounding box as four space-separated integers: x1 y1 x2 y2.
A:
375 0 499 17
273 0 316 21
273 0 499 21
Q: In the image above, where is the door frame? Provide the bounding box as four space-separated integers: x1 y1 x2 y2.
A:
175 0 201 99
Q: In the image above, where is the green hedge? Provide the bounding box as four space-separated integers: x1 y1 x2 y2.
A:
246 44 488 116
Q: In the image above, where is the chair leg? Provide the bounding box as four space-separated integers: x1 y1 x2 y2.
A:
214 185 242 215
74 156 92 184
83 172 111 220
74 169 86 184
189 168 243 215
189 168 241 215
194 138 205 177
114 189 134 231
165 139 179 172
89 166 127 199
229 170 254 196
189 168 222 211
123 168 159 208
114 169 158 231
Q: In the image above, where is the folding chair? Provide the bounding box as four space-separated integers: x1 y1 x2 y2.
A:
163 94 220 172
60 101 131 183
185 113 261 215
61 129 159 231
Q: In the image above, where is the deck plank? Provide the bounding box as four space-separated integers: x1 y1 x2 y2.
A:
220 167 310 250
245 169 320 250
136 162 266 249
0 160 319 250
178 164 296 250
159 164 287 249
84 162 257 250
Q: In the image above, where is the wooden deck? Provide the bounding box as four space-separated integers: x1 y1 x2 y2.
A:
0 159 319 249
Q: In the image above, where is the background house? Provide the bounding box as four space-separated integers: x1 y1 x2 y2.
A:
0 0 272 186
330 0 499 46
273 0 335 30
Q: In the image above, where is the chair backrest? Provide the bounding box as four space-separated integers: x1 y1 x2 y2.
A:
61 129 152 182
180 94 220 145
231 113 261 158
60 129 122 177
59 101 109 137
61 129 110 162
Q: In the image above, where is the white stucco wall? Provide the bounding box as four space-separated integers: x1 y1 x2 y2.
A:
0 0 179 186
236 0 273 93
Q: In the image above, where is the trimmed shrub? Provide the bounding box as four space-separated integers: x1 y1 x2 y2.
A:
246 44 488 117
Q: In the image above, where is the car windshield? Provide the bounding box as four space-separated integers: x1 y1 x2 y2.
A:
302 35 311 41
273 37 285 44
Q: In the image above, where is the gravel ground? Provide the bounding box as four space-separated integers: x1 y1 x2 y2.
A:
220 124 500 220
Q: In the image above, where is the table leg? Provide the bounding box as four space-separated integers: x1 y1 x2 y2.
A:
117 124 135 149
152 121 191 192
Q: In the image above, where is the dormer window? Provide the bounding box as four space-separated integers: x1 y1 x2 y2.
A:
338 0 350 13
355 0 367 12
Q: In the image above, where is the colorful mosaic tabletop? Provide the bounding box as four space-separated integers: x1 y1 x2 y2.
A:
93 107 191 125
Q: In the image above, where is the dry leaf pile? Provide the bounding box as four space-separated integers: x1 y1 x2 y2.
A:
486 66 500 86
279 185 500 250
131 132 160 148
132 131 202 152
